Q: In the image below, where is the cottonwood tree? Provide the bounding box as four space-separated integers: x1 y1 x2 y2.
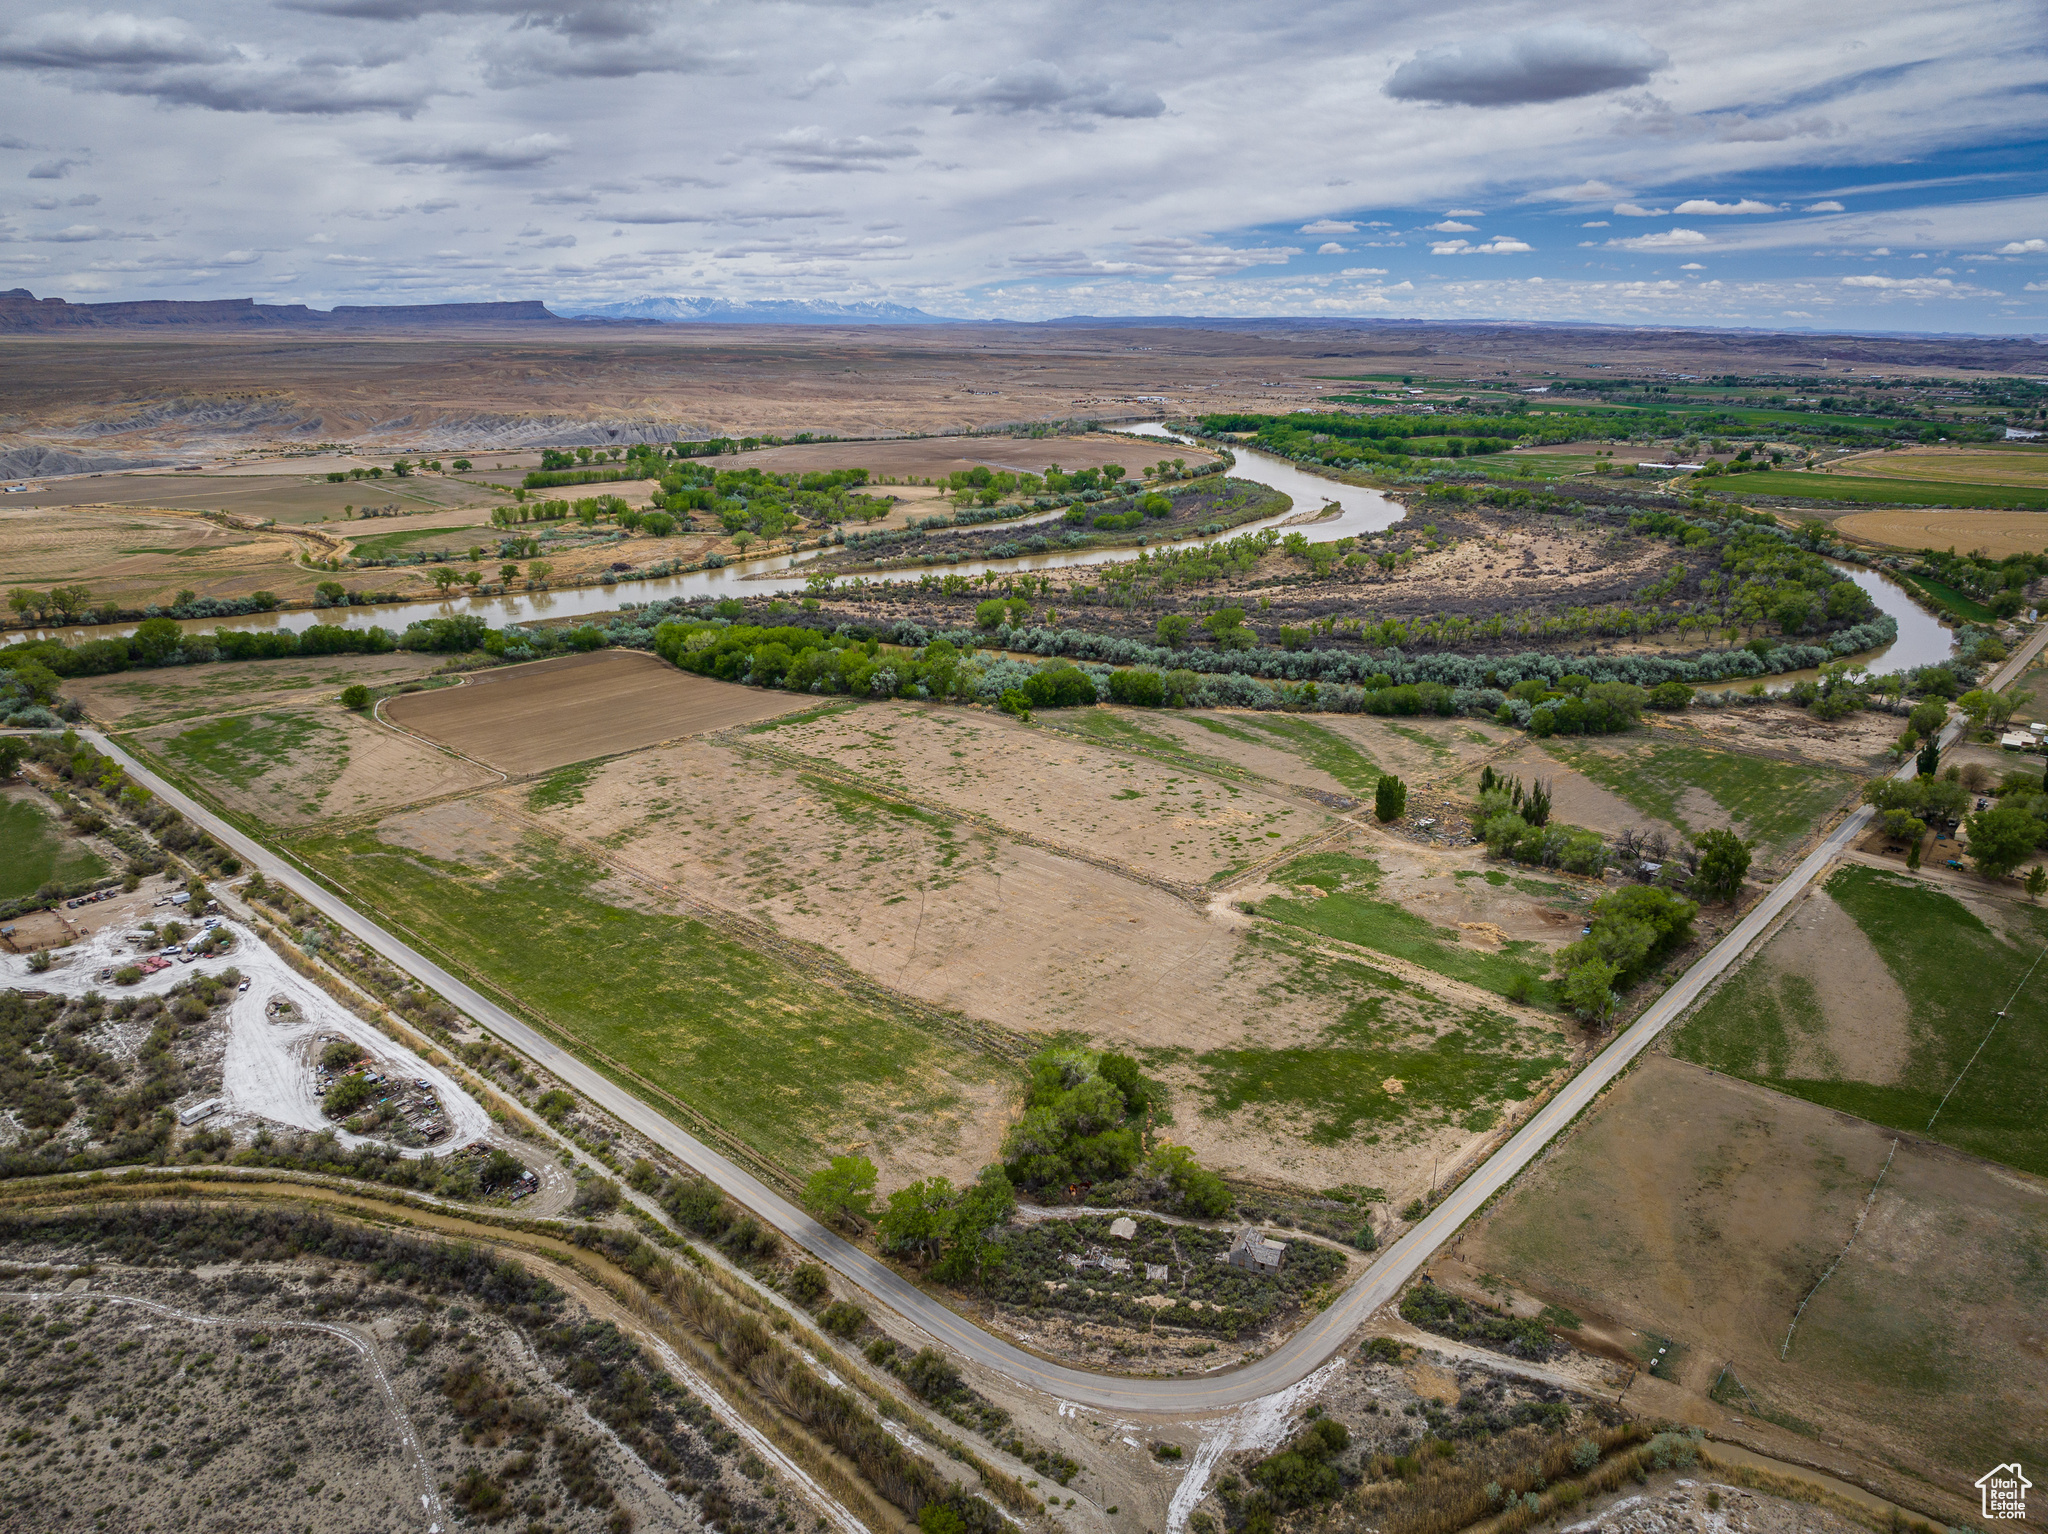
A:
1691 828 1751 904
802 1153 877 1227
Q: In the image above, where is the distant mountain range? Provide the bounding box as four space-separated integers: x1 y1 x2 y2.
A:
552 295 952 324
0 288 569 333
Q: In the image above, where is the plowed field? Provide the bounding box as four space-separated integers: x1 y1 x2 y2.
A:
383 649 808 773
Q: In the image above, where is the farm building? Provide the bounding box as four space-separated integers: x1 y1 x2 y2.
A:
1226 1228 1289 1274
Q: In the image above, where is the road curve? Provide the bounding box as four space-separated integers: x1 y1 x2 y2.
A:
68 621 2045 1410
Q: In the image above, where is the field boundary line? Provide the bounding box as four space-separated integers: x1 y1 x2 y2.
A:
372 676 510 786
716 731 1216 909
1924 939 2048 1132
1780 1136 1898 1360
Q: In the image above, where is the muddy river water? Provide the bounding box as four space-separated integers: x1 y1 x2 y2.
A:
24 424 1954 680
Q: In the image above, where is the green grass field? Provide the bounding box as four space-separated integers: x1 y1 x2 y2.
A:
0 792 109 901
345 523 492 560
1184 939 1566 1145
1723 470 2048 509
1900 574 1998 623
1543 738 1859 863
296 825 1003 1177
1672 864 2048 1176
1252 851 1555 1005
151 711 332 791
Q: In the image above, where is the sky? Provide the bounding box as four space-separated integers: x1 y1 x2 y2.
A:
3 0 2046 334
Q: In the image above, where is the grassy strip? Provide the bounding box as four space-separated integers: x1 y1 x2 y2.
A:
1251 852 1556 1005
1671 863 2048 1176
1242 716 1384 796
1729 471 2048 509
1540 739 1858 864
293 826 1005 1178
1898 574 1997 624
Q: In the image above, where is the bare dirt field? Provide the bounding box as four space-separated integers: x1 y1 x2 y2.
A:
0 465 495 524
1831 507 2048 556
755 699 1332 890
1460 1052 2048 1515
738 431 1218 482
0 502 337 611
69 648 451 728
382 650 811 775
128 701 499 826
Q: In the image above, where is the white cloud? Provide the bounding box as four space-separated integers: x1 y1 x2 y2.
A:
1316 242 1346 254
1444 208 1484 217
758 127 917 172
1869 246 1890 255
1340 267 1388 276
1672 198 1783 215
375 133 569 170
1425 220 1477 232
1298 219 1357 235
1802 200 1846 213
1680 262 1705 269
1431 236 1531 255
1607 227 1709 250
1613 202 1665 217
1999 238 2048 253
1581 220 1609 228
926 60 1163 119
1522 180 1622 202
1840 275 1987 297
1384 25 1666 106
2027 281 2048 291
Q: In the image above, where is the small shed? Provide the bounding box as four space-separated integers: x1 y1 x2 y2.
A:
178 1099 224 1126
1226 1228 1288 1274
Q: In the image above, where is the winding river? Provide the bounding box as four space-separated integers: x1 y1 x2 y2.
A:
19 424 1953 681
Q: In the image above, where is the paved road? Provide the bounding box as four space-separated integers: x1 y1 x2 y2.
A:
66 625 2046 1410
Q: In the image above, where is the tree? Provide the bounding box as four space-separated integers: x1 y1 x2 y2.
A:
876 1177 955 1264
499 563 520 584
801 1153 877 1226
1957 688 2017 733
1156 613 1192 648
1692 828 1751 903
2025 864 2046 902
0 739 22 780
1907 698 1947 738
451 458 472 472
339 684 372 711
527 561 553 587
430 566 460 592
1374 774 1407 823
131 616 184 665
1966 804 2041 878
1916 738 1941 779
1558 955 1620 1025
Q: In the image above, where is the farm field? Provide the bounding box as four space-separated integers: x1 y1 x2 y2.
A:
0 788 108 900
66 648 449 727
755 699 1333 890
296 819 1013 1185
1670 862 2048 1175
1831 507 2048 557
125 701 497 826
383 649 812 775
1727 469 2048 509
1462 1053 2048 1512
0 502 329 612
1831 444 2048 486
1537 735 1861 866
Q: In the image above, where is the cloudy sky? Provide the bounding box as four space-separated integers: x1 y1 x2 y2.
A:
4 0 2046 331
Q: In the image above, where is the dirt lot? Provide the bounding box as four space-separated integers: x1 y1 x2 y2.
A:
383 650 812 775
0 502 336 611
1461 1052 2048 1514
69 649 451 728
128 701 499 826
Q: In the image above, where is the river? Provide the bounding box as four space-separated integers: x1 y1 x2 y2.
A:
18 425 1953 682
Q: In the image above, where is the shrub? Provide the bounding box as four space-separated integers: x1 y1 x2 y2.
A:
818 1301 866 1338
1648 681 1694 711
113 965 143 986
786 1262 829 1306
1374 774 1407 823
323 1073 374 1116
320 1039 364 1071
339 684 372 711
